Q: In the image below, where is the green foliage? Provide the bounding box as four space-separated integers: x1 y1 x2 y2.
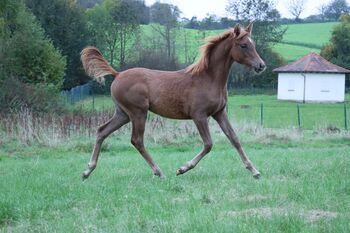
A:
0 0 66 112
227 0 285 49
321 14 350 86
321 14 350 69
87 0 140 67
150 2 180 27
0 78 65 112
324 0 349 21
0 0 65 87
150 2 181 60
25 0 90 89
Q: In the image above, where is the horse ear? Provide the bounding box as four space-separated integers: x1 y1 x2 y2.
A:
246 22 253 35
233 23 241 38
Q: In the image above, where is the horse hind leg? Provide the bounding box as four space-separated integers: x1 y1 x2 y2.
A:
130 111 165 179
82 106 129 180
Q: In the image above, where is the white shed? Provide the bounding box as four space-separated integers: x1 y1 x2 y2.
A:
273 53 350 103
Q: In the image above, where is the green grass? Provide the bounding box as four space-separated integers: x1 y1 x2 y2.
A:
272 43 319 62
1 125 350 232
281 22 337 48
227 95 350 130
272 22 338 62
140 22 337 64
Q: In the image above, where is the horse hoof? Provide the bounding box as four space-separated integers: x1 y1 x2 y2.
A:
176 167 187 176
253 173 261 179
154 172 166 179
82 172 90 180
176 168 182 176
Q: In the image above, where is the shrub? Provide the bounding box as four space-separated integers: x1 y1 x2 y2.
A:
0 78 66 113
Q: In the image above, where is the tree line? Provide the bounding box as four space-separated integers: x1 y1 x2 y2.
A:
0 0 349 112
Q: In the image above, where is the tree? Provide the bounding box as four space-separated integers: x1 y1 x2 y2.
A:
78 0 102 9
25 0 90 89
318 4 328 21
0 0 65 88
324 0 349 21
321 14 350 87
288 0 307 22
87 0 140 68
226 0 285 49
110 0 140 67
150 2 181 60
185 17 200 29
0 0 66 111
127 0 150 25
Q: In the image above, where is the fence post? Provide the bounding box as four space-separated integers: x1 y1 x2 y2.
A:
260 103 264 127
344 103 348 130
92 94 95 111
297 104 301 128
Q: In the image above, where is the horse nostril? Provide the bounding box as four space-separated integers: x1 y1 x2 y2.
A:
259 63 266 69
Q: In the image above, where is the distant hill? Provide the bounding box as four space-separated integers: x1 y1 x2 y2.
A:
272 22 338 62
134 22 338 66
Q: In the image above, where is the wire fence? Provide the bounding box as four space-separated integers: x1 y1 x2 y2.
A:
62 83 349 131
61 83 92 104
226 102 349 130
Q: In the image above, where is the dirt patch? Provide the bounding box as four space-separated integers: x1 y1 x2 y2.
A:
220 207 338 223
245 194 271 202
171 197 189 204
303 210 338 223
222 207 287 218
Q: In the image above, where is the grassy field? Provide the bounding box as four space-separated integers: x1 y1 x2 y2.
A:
281 22 337 47
77 94 350 130
272 22 337 62
1 118 350 232
141 22 337 64
1 95 349 232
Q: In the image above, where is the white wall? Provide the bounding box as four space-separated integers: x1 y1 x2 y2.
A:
277 73 304 101
305 73 345 102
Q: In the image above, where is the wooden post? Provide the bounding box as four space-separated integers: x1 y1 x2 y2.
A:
344 103 348 130
297 104 301 128
92 94 95 112
260 103 264 127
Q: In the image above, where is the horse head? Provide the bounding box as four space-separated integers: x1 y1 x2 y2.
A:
231 23 266 73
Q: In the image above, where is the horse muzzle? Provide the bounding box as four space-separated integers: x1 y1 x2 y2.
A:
254 62 266 73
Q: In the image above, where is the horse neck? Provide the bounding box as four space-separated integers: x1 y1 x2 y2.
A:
206 38 234 89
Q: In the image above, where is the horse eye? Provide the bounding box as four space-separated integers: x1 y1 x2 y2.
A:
240 44 248 49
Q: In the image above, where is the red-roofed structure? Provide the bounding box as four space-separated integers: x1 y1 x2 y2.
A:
274 53 350 74
274 53 348 103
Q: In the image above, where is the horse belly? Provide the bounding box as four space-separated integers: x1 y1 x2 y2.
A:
149 100 191 120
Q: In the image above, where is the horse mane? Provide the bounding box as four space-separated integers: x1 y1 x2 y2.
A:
185 29 248 76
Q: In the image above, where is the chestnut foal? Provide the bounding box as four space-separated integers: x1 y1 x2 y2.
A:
81 23 265 180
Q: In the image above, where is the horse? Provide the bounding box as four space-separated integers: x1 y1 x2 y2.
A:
81 23 265 180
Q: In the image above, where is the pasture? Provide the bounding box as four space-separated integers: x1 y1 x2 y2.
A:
142 22 337 63
1 95 350 232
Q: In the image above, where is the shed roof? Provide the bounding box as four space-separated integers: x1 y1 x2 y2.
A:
273 52 350 74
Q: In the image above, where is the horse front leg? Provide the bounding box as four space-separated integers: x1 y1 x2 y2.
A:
176 116 213 175
213 109 260 179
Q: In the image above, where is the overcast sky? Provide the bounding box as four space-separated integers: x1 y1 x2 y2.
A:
145 0 350 20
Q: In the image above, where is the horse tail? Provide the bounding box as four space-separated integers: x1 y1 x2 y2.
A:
81 46 118 82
